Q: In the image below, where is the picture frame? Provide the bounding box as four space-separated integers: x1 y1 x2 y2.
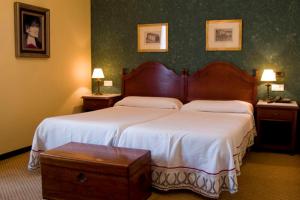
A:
14 2 50 58
206 19 242 51
137 23 168 52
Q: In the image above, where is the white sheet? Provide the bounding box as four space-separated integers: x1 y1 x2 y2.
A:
116 110 256 198
28 106 176 170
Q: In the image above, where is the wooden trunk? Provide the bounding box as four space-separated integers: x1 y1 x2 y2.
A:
40 142 151 200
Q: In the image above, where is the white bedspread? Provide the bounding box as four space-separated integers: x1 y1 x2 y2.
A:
116 110 256 198
28 106 175 170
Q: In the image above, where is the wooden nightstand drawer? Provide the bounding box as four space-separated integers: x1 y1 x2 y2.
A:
84 99 108 106
82 94 121 112
257 108 295 121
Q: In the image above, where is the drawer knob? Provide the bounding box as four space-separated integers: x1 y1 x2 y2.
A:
77 172 87 183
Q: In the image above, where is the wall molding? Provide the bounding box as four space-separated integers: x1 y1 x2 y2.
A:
0 146 31 161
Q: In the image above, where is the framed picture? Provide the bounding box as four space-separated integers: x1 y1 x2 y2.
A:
14 2 50 58
137 23 168 52
206 19 242 51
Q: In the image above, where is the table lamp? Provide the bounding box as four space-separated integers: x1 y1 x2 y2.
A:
261 69 276 100
92 68 105 95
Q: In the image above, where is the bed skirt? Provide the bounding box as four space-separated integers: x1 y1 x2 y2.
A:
150 128 256 199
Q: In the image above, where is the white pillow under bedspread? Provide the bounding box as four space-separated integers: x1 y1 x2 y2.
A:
114 96 183 110
181 100 253 114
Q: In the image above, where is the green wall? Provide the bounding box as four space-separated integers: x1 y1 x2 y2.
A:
92 0 300 100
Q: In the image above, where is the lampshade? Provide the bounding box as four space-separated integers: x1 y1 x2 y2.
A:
92 68 105 79
261 69 276 82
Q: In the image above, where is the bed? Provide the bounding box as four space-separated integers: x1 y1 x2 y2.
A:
28 62 184 170
116 62 257 198
28 61 257 198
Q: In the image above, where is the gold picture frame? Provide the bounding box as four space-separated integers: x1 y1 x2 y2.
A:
206 19 242 51
14 2 50 58
137 23 168 52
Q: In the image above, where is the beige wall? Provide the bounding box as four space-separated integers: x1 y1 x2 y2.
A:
0 0 91 154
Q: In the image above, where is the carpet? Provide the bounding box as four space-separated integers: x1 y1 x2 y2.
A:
1 152 300 200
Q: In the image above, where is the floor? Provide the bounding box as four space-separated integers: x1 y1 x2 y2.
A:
0 151 300 200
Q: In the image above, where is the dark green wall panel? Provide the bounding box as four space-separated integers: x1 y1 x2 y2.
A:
92 0 300 100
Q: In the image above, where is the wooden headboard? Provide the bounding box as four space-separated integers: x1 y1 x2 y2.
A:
186 62 257 104
122 62 185 101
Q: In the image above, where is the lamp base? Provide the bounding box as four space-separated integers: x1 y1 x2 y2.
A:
265 83 271 100
94 79 102 95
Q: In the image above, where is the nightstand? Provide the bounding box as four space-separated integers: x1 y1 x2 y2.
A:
82 94 121 112
256 100 298 153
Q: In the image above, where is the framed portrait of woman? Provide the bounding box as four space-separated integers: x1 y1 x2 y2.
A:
14 2 50 58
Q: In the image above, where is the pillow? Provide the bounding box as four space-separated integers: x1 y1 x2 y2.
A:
181 100 253 114
114 96 183 110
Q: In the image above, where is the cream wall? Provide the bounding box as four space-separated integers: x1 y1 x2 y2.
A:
0 0 91 154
